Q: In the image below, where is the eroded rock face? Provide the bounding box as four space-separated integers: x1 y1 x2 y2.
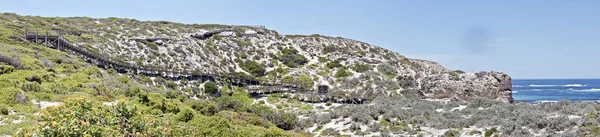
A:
414 61 513 103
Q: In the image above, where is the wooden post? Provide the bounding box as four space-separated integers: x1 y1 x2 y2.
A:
45 30 48 46
35 31 38 44
57 32 61 51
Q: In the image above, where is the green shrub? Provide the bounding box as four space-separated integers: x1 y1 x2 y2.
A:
257 100 265 104
334 68 353 78
485 128 498 137
469 130 482 135
377 62 397 78
452 70 465 74
358 50 366 56
281 76 294 84
125 86 143 97
148 41 159 50
17 98 190 137
322 45 336 54
236 38 252 47
21 82 43 92
0 65 15 74
352 63 370 73
204 81 219 95
80 33 94 40
0 52 23 69
298 74 314 89
176 107 196 122
25 75 42 84
318 57 328 63
166 80 177 89
326 60 342 69
320 128 339 136
444 130 460 137
278 47 308 68
116 75 129 83
215 92 252 112
0 104 9 115
240 60 265 77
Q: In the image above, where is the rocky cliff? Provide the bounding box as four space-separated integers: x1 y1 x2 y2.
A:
0 13 512 102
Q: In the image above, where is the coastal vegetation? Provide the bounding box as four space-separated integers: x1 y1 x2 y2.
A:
1 13 596 136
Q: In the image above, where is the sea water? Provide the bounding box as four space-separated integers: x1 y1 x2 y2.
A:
512 79 600 102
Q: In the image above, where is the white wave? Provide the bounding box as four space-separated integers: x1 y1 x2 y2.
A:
529 84 558 87
512 85 523 87
528 84 587 87
563 84 587 87
537 100 558 103
512 91 519 93
569 88 600 92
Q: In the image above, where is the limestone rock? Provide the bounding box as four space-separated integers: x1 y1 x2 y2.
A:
15 91 27 104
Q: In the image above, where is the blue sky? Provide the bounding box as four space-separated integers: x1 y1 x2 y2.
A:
2 0 599 79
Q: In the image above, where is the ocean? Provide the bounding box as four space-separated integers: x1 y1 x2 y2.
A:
512 79 600 102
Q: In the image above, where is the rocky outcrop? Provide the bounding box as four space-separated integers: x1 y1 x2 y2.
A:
15 91 27 104
411 60 513 103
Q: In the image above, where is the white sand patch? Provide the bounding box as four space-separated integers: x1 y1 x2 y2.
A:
311 102 342 110
424 98 451 102
459 126 488 137
102 100 119 106
39 101 63 109
254 97 277 109
420 127 448 136
32 100 63 109
568 115 581 119
11 116 24 124
436 108 445 112
451 105 467 111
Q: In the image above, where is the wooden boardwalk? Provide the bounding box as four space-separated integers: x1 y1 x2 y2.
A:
22 30 314 94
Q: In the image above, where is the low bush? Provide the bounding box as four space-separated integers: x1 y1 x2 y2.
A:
484 127 498 137
334 67 353 78
25 75 42 84
17 98 188 136
204 81 219 95
0 52 23 69
444 130 460 137
0 104 9 115
21 82 43 92
352 63 370 73
240 60 266 77
320 128 339 136
165 80 177 89
176 107 196 122
278 47 308 68
0 65 15 74
377 62 397 78
318 57 328 63
326 60 342 69
322 45 336 54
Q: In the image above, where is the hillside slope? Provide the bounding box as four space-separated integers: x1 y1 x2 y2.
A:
0 13 512 102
